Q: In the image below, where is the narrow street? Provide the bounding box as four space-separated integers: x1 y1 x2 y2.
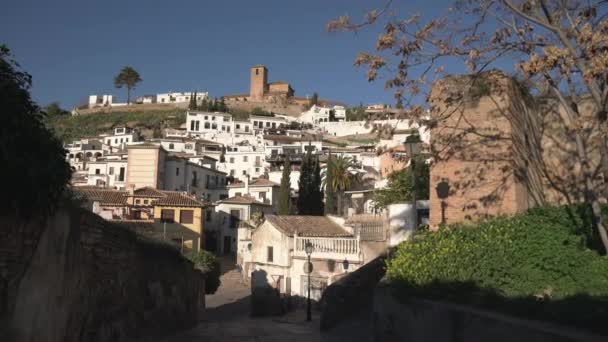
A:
158 257 372 342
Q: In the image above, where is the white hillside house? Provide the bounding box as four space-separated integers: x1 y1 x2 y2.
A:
240 215 362 300
299 105 346 124
156 92 208 104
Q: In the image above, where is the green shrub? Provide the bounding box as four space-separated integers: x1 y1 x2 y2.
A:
386 206 608 334
186 250 221 294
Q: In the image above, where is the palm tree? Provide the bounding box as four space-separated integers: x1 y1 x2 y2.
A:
113 66 142 104
323 155 360 216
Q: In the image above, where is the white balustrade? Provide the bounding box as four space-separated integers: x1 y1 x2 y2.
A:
293 235 360 259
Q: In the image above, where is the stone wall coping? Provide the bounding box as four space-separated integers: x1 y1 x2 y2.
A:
378 279 606 342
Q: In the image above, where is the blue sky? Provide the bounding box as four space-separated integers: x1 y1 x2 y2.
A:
1 0 464 109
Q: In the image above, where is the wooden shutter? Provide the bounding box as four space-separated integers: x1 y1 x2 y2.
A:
180 210 194 224
161 209 175 222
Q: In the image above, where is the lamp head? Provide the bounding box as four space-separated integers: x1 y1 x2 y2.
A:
305 242 313 255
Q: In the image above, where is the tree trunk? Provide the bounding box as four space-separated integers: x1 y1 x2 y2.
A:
574 133 608 253
127 87 131 104
539 74 608 253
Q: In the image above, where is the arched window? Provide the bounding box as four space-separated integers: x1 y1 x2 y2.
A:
85 152 93 158
94 152 102 158
169 143 174 149
69 154 74 158
76 153 83 160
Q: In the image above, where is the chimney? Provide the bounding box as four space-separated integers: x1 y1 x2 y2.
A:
127 184 135 195
245 175 250 195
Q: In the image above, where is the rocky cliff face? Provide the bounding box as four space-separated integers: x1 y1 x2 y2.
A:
0 207 204 342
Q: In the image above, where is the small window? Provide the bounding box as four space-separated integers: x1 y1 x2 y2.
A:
180 210 194 224
143 200 149 205
235 192 241 197
206 210 212 222
243 156 248 162
169 143 174 149
95 169 100 175
204 116 208 120
242 170 247 175
230 157 234 163
230 170 235 176
267 246 273 262
109 167 114 175
161 209 175 223
135 199 141 204
256 69 259 75
176 167 180 176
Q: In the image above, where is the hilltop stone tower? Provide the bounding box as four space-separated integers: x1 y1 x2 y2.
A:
250 65 268 101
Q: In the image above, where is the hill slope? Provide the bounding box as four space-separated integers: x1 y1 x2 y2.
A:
47 109 186 142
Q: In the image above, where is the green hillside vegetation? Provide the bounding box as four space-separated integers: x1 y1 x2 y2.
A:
47 109 186 142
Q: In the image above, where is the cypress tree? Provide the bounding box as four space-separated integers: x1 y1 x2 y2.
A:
297 144 324 215
297 148 313 214
310 155 324 215
324 153 336 215
277 156 292 215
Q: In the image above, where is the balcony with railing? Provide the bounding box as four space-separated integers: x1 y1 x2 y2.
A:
293 234 361 262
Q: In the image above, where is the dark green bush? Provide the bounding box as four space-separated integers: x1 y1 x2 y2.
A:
186 250 221 294
386 205 608 334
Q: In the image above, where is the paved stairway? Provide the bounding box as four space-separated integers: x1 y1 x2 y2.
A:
158 256 372 341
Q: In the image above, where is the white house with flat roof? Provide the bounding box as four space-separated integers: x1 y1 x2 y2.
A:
250 115 286 131
99 127 140 148
299 105 346 124
156 92 208 104
187 111 235 136
217 145 266 181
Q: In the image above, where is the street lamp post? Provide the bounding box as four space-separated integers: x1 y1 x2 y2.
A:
305 242 313 322
404 133 421 231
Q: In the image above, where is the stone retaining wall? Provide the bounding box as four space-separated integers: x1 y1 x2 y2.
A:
0 207 204 342
373 278 605 342
319 255 386 331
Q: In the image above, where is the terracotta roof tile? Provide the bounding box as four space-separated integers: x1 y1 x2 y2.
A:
75 188 127 206
154 192 206 207
133 187 166 197
264 215 352 237
219 195 271 206
227 178 279 188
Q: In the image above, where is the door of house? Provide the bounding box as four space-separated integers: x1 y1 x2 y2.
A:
223 236 232 255
300 275 327 302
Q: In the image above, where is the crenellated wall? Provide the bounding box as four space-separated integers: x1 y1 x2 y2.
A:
0 207 204 342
